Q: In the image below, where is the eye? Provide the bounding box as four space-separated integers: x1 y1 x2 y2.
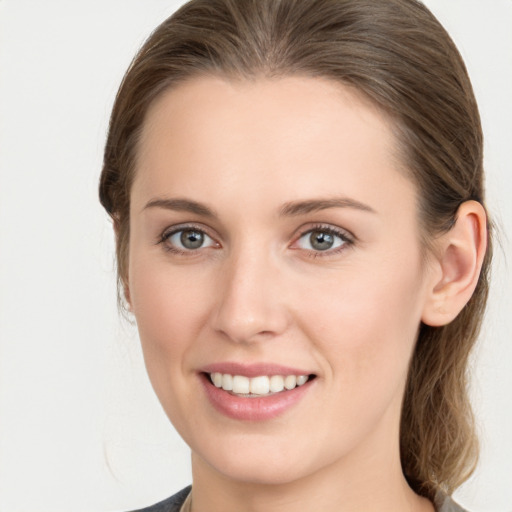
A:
163 227 217 252
295 227 350 253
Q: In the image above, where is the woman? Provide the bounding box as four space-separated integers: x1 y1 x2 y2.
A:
99 0 491 510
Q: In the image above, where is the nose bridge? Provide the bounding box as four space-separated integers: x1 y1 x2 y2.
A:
212 239 287 343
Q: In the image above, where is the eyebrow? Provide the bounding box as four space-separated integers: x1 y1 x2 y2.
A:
142 195 376 217
279 197 376 216
143 197 217 217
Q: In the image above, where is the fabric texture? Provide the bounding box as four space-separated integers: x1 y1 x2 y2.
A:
127 486 191 512
129 485 469 512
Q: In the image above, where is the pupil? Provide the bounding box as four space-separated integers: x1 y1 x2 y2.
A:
181 230 204 249
310 231 334 251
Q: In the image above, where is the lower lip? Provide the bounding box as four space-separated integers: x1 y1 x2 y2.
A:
200 373 315 421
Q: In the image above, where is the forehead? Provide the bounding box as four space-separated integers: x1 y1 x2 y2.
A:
133 75 416 219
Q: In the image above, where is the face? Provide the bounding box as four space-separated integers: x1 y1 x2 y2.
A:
128 76 434 486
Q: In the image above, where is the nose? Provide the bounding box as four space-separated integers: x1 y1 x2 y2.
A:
211 246 290 344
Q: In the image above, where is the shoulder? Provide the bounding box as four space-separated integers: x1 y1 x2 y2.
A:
126 486 191 512
435 492 469 512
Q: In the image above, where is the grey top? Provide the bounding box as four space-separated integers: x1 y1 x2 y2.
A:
128 486 191 512
129 486 469 512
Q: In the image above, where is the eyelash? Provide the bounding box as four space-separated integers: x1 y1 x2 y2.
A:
157 223 217 255
157 223 354 258
294 224 354 259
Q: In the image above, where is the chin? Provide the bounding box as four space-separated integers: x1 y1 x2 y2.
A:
188 426 343 488
208 454 313 486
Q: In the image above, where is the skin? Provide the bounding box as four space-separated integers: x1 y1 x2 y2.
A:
125 75 484 512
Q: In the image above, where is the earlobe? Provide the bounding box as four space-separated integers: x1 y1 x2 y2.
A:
124 284 133 311
421 200 487 327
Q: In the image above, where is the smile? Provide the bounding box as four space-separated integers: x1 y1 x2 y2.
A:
201 366 317 421
209 373 311 397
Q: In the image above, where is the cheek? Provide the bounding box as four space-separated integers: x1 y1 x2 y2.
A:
129 254 213 370
128 257 219 438
298 254 425 392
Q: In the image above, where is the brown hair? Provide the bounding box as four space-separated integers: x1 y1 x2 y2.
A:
99 0 491 500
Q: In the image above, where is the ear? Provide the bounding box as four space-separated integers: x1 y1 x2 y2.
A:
421 200 487 327
113 215 132 311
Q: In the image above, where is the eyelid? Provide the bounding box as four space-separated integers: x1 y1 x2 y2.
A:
290 223 355 256
156 222 354 257
157 223 221 252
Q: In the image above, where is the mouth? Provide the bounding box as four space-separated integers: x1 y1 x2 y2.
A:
207 372 316 397
199 367 317 421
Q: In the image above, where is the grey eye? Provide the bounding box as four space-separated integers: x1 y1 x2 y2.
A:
309 231 334 251
168 229 215 250
297 229 345 252
181 229 204 249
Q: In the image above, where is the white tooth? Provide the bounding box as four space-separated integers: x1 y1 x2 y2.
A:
269 375 285 393
250 376 270 395
222 374 233 391
232 375 250 394
284 375 297 390
296 375 308 386
213 372 223 387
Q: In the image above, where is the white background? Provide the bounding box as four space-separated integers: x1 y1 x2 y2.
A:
0 1 511 511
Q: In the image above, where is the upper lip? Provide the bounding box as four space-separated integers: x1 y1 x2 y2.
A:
200 362 315 378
